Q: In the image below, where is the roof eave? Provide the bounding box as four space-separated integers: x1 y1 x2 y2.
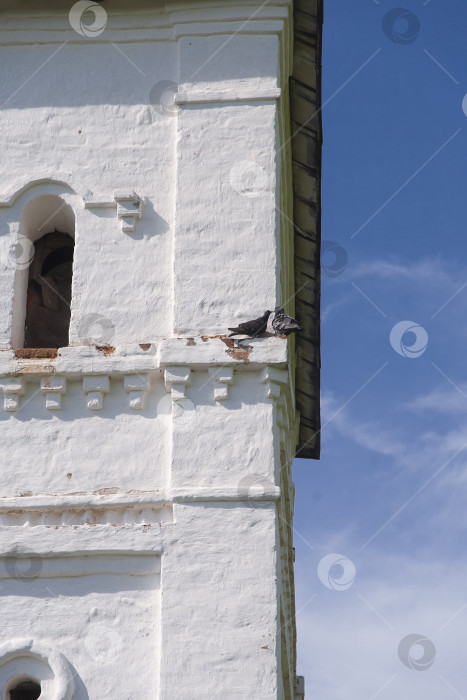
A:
290 0 323 459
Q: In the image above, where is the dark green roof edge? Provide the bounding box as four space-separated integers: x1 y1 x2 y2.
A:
290 0 322 459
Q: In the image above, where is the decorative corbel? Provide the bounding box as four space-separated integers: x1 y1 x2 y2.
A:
124 374 150 410
261 368 296 458
41 376 67 410
208 367 234 401
260 367 289 401
164 366 191 402
83 375 110 410
113 190 144 233
0 377 25 412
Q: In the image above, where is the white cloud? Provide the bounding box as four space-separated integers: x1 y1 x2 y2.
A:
296 553 467 700
319 389 467 538
323 255 467 323
406 382 467 416
351 257 456 287
322 390 467 473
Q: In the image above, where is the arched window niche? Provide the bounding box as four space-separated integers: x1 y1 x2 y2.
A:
12 195 75 350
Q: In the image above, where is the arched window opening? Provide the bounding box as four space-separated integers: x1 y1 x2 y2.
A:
11 194 75 351
24 231 74 349
9 680 41 700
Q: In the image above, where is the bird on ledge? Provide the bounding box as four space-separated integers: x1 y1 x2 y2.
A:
228 310 271 338
227 307 303 340
272 306 303 336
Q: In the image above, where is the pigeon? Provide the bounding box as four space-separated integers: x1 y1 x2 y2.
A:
228 310 272 338
272 306 303 336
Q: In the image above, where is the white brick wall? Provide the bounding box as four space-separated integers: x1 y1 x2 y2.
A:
0 2 300 698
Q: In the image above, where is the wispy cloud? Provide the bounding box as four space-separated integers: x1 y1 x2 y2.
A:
322 392 411 462
296 554 467 699
350 257 462 288
406 383 467 416
324 390 467 466
323 256 467 322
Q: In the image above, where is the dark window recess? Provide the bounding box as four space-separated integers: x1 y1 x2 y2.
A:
9 680 41 700
24 231 74 349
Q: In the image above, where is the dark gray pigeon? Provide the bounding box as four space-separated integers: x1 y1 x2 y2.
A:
272 306 303 336
228 310 271 338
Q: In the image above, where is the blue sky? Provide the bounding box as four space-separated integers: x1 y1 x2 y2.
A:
293 1 467 697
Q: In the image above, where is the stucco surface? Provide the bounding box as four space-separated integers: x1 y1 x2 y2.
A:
0 1 310 698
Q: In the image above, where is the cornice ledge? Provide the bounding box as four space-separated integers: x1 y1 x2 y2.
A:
0 485 280 511
0 337 288 376
173 18 286 39
170 485 281 502
0 345 158 377
175 87 281 105
169 5 289 25
160 336 288 368
0 491 169 513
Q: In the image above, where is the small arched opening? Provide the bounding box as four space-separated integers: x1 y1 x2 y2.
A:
12 195 75 350
24 232 74 349
8 679 41 700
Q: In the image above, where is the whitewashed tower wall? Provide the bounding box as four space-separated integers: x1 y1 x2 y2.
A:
0 1 322 698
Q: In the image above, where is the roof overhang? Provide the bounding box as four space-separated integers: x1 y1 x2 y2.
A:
290 0 323 459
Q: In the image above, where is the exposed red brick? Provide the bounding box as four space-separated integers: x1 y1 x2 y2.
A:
15 348 58 359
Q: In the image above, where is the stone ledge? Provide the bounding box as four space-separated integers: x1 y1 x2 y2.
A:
0 506 173 528
0 337 288 376
159 336 288 368
0 485 281 513
0 7 289 45
174 88 281 104
0 553 161 578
